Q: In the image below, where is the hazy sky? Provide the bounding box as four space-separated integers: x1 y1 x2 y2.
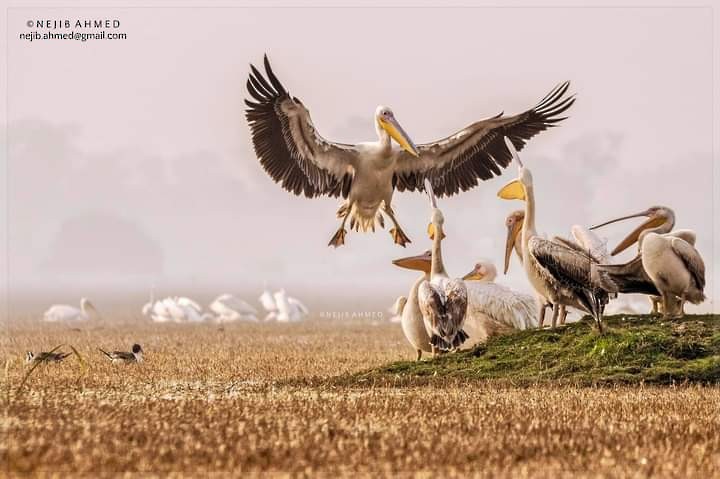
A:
1 1 718 314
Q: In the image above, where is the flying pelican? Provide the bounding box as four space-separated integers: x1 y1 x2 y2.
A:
99 344 144 364
591 207 705 318
43 298 99 322
417 181 468 353
497 139 615 331
245 55 575 247
209 294 259 322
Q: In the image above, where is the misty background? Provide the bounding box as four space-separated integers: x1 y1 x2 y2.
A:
1 4 718 317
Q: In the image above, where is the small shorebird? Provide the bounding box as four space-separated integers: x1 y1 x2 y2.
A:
26 351 71 363
99 344 144 363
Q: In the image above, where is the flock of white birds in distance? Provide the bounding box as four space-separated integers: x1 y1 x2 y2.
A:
41 288 310 324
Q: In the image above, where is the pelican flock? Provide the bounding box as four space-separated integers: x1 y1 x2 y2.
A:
33 56 708 367
245 55 575 247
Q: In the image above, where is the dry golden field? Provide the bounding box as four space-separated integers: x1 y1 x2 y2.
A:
2 317 720 477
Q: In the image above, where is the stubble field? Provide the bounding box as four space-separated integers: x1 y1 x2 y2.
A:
2 316 720 477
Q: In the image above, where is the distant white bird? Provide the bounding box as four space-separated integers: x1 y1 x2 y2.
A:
210 294 259 323
259 287 277 314
259 287 309 322
265 289 309 322
388 296 407 323
175 296 202 313
43 298 99 322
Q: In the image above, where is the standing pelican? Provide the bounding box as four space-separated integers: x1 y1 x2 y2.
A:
417 181 468 352
210 294 259 323
591 207 705 318
43 298 99 322
497 139 615 331
245 55 575 247
392 250 433 360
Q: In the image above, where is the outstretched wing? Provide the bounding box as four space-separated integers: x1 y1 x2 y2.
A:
245 55 356 198
670 238 706 291
393 82 575 197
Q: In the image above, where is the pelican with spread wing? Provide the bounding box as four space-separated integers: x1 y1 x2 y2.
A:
245 55 575 247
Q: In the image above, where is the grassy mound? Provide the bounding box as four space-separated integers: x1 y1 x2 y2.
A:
344 314 720 386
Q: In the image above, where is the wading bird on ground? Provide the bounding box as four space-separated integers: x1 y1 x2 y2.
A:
497 139 615 331
26 351 71 363
591 207 704 319
99 344 144 364
417 181 468 353
245 55 575 247
43 298 100 322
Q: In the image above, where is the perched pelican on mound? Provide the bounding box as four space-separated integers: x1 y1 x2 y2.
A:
591 206 705 318
417 181 468 353
497 139 615 331
43 298 100 322
461 260 537 333
210 294 259 323
245 55 575 247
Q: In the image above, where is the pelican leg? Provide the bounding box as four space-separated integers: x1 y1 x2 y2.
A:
550 303 560 329
537 302 547 328
328 204 352 248
383 204 411 247
661 293 671 320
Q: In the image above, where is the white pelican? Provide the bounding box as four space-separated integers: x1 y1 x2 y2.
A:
265 289 309 322
175 296 202 313
497 139 615 331
391 251 433 360
99 344 143 364
461 260 537 333
395 251 536 353
43 298 99 322
245 55 575 247
388 296 406 323
591 207 705 318
503 208 569 326
209 294 259 323
417 181 468 353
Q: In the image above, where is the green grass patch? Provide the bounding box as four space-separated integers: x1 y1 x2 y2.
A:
341 314 720 387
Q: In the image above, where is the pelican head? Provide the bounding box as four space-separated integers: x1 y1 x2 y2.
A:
462 261 497 282
375 106 419 157
497 137 532 201
503 210 525 274
392 250 432 273
590 205 675 255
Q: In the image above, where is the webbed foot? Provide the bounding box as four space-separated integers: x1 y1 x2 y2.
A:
328 228 347 248
389 227 411 247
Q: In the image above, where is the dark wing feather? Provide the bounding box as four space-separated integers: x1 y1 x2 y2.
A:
594 256 659 296
393 82 575 197
529 237 611 318
245 55 356 198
